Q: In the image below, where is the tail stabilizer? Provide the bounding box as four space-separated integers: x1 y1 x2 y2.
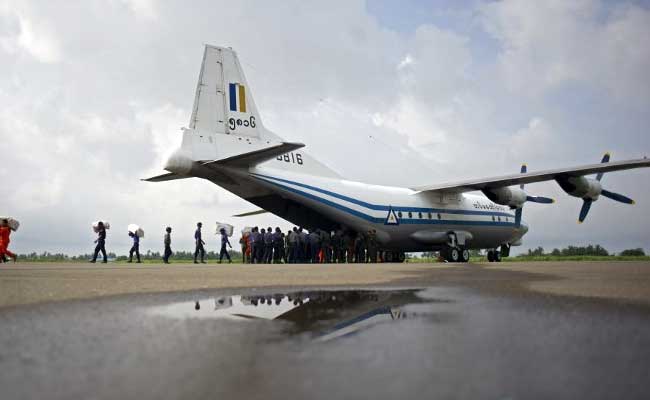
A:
142 172 191 182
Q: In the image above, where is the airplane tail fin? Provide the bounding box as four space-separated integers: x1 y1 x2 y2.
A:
145 45 340 181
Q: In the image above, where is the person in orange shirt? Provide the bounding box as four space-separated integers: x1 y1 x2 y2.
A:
0 219 17 263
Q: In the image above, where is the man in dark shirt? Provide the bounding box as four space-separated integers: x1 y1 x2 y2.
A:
218 228 232 263
128 231 141 263
194 222 206 264
264 227 274 263
272 227 284 264
91 222 107 264
163 227 172 264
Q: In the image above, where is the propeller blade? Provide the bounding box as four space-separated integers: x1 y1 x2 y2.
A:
526 195 555 204
520 164 527 189
596 152 610 181
515 207 523 227
601 189 635 205
578 199 593 223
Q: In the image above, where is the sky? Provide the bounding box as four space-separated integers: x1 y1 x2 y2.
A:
1 0 649 256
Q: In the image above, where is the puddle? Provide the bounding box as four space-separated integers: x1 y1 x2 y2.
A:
146 289 444 341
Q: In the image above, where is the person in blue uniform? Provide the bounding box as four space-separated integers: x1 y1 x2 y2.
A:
218 228 232 263
163 227 172 264
128 231 141 263
194 222 206 264
91 222 107 263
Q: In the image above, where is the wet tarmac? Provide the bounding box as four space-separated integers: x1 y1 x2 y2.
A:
1 286 649 400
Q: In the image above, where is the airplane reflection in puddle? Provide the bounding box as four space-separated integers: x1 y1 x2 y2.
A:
147 290 441 341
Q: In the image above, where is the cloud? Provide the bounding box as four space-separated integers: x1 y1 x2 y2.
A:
0 0 648 255
480 0 650 107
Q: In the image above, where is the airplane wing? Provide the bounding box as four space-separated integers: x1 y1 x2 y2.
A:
141 172 191 182
411 157 650 193
202 142 305 168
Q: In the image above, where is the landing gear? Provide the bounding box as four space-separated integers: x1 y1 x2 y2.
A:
460 249 470 263
442 247 469 263
487 250 502 263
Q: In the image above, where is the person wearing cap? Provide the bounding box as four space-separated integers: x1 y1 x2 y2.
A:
91 221 107 264
163 227 173 264
128 231 141 263
194 222 206 264
218 228 232 263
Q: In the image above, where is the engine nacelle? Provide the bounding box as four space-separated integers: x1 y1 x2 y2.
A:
482 187 527 209
556 176 602 200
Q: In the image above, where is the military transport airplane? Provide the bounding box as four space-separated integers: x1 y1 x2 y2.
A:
145 45 650 263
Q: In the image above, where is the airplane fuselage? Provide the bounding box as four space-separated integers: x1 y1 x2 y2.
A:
202 158 528 252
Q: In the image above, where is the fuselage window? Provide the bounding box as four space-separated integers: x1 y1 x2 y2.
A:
492 216 495 222
408 212 412 218
398 211 403 218
418 212 422 219
428 212 432 219
497 216 501 222
437 213 442 220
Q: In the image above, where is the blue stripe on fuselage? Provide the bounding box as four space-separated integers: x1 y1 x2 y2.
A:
250 174 516 227
250 172 514 218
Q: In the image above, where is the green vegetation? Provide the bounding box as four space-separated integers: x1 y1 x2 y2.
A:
409 245 650 263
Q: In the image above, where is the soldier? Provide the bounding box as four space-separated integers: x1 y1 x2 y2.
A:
285 230 292 262
287 227 298 263
308 229 321 263
127 231 141 263
250 227 260 263
91 221 107 264
273 227 284 263
239 231 249 264
331 230 342 263
163 227 172 264
298 227 308 262
264 226 274 263
218 228 232 263
194 222 206 264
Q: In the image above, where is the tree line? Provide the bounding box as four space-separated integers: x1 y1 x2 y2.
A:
525 245 645 257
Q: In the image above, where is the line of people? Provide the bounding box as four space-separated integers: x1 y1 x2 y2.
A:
240 227 380 264
90 221 232 264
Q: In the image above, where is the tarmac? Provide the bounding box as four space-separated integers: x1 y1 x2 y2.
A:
1 261 650 308
1 261 649 399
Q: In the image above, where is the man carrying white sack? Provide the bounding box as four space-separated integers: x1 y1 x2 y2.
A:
91 221 108 264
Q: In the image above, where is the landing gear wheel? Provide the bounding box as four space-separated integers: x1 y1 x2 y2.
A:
487 250 495 262
449 248 460 263
385 251 393 263
397 252 406 263
460 249 470 263
494 251 502 262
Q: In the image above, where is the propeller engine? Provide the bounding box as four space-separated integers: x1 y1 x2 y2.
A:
482 164 555 227
555 153 635 223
